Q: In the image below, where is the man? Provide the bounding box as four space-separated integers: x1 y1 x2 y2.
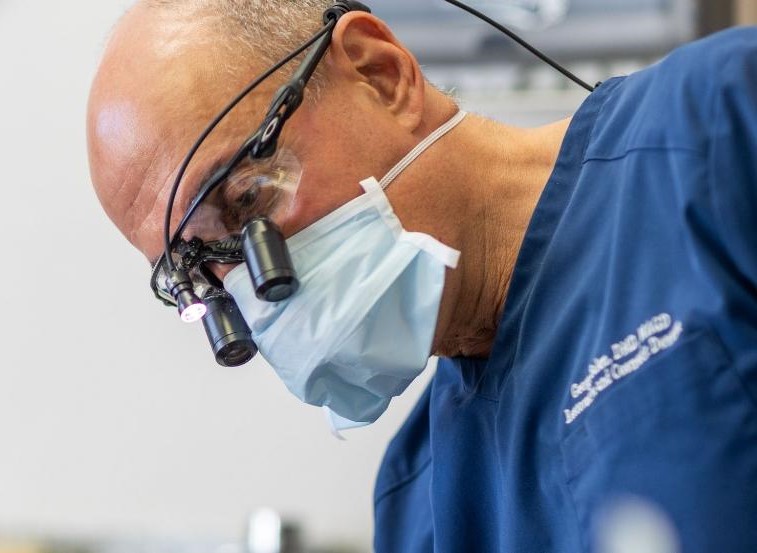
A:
87 1 757 551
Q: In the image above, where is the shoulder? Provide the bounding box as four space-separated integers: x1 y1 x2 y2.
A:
587 27 757 159
701 27 757 135
664 26 757 71
659 26 757 120
644 26 757 100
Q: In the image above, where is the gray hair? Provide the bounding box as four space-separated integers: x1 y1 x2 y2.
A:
145 0 334 94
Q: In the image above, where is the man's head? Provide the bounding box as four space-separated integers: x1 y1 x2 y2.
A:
87 0 457 268
88 0 539 364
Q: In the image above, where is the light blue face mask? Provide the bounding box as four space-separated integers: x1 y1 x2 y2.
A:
224 111 466 434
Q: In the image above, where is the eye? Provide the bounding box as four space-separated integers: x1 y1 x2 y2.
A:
238 183 260 208
219 172 283 230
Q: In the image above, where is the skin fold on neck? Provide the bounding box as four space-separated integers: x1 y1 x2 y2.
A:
385 110 572 359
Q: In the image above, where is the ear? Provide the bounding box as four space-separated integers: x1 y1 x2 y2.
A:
326 12 425 132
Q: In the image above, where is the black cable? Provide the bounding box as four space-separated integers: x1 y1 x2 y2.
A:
442 0 595 93
163 21 335 272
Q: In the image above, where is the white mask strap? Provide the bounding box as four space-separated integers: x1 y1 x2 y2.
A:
379 110 467 190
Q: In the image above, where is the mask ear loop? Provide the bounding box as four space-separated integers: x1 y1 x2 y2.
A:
379 110 467 190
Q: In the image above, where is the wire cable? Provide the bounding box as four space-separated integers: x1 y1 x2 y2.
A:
442 0 595 92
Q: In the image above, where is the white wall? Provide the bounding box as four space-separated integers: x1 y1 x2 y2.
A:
0 2 433 550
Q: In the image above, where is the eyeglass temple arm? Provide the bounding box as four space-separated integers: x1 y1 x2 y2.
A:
249 1 372 160
248 28 335 160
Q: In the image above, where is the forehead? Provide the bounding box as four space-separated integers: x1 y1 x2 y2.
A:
87 4 276 262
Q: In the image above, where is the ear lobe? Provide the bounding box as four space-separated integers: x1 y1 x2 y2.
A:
327 12 424 131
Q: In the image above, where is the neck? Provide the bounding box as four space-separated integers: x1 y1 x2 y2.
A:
429 113 570 357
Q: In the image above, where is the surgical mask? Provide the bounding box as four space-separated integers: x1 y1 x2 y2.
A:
224 111 466 433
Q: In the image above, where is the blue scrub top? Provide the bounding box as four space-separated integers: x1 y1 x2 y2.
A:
374 27 757 553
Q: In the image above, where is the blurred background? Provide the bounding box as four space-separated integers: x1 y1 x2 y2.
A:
0 1 754 552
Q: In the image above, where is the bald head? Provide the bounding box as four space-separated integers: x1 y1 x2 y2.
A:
144 0 333 73
87 1 281 256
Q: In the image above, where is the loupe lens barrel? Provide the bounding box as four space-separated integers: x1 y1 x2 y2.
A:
241 218 299 302
202 294 257 367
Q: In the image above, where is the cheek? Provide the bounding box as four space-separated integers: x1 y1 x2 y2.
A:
276 165 363 237
208 261 242 283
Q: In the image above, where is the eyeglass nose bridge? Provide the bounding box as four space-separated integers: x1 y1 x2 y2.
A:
151 225 297 307
149 246 216 307
174 236 245 269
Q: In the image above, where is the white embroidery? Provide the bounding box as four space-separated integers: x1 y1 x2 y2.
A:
564 314 684 425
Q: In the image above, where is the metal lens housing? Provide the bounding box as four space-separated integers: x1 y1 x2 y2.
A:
241 218 299 302
202 292 257 367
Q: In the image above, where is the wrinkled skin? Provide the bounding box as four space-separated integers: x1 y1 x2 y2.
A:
87 2 570 357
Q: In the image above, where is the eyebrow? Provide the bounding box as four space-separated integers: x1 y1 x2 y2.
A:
197 159 228 194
